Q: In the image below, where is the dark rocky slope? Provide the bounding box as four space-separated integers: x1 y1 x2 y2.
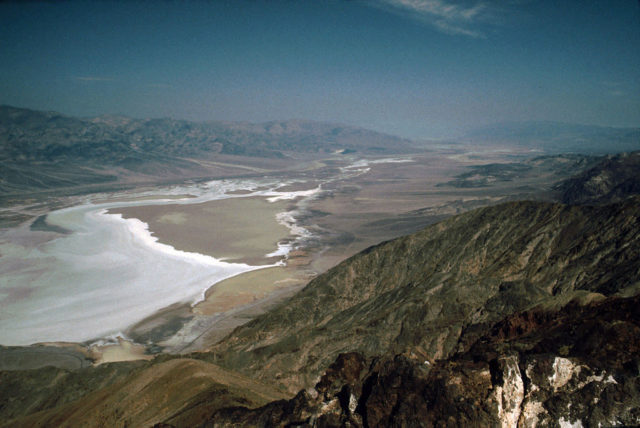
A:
207 294 640 427
556 151 640 205
207 197 640 394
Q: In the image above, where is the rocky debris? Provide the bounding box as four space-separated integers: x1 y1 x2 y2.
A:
205 295 640 427
204 353 368 427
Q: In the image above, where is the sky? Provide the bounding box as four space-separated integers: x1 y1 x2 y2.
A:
1 0 639 139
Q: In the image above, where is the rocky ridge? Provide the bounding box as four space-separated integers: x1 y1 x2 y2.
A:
207 294 640 427
206 197 640 394
557 151 640 205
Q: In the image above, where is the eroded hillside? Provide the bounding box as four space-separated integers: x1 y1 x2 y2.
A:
206 197 640 394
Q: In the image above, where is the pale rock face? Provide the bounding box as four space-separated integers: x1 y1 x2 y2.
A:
575 372 617 390
520 372 543 426
348 393 358 414
559 416 584 428
520 362 545 427
513 355 624 427
521 400 546 428
319 397 340 414
549 357 578 391
494 355 524 428
305 387 319 400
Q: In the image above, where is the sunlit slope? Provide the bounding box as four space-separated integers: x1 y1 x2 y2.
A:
208 197 640 393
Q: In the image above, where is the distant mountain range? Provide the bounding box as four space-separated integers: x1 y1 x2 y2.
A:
465 121 640 154
1 106 639 197
0 105 416 161
0 105 415 196
556 151 640 205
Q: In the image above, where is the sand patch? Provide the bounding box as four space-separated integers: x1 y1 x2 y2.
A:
91 338 152 365
194 264 312 316
157 212 187 225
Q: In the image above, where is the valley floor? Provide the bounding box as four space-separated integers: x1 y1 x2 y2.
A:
0 146 586 369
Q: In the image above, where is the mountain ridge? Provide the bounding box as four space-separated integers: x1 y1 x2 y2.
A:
0 105 415 196
464 120 640 154
556 151 640 205
0 105 414 159
205 293 640 427
204 196 640 394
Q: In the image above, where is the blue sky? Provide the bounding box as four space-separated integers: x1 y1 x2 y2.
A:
1 0 639 138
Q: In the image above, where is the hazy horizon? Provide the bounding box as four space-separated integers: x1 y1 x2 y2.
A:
1 0 639 139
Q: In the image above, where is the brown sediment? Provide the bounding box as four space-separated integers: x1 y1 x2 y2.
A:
193 264 313 317
90 339 153 365
110 196 292 264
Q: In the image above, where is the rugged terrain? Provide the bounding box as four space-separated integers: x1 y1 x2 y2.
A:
1 108 639 426
2 192 639 427
208 294 640 427
556 151 640 205
206 197 640 393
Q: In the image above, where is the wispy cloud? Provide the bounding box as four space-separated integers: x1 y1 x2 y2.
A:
146 83 173 89
74 76 115 82
602 81 628 97
370 0 492 38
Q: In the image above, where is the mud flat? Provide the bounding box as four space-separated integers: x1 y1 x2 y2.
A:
111 197 292 264
126 251 315 353
0 185 307 346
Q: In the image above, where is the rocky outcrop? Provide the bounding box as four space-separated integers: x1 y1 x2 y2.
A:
206 294 640 427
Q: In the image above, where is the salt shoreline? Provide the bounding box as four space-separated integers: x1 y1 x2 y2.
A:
0 157 408 348
0 177 321 346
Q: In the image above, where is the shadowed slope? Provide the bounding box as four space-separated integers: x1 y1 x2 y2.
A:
207 294 640 427
3 359 287 428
